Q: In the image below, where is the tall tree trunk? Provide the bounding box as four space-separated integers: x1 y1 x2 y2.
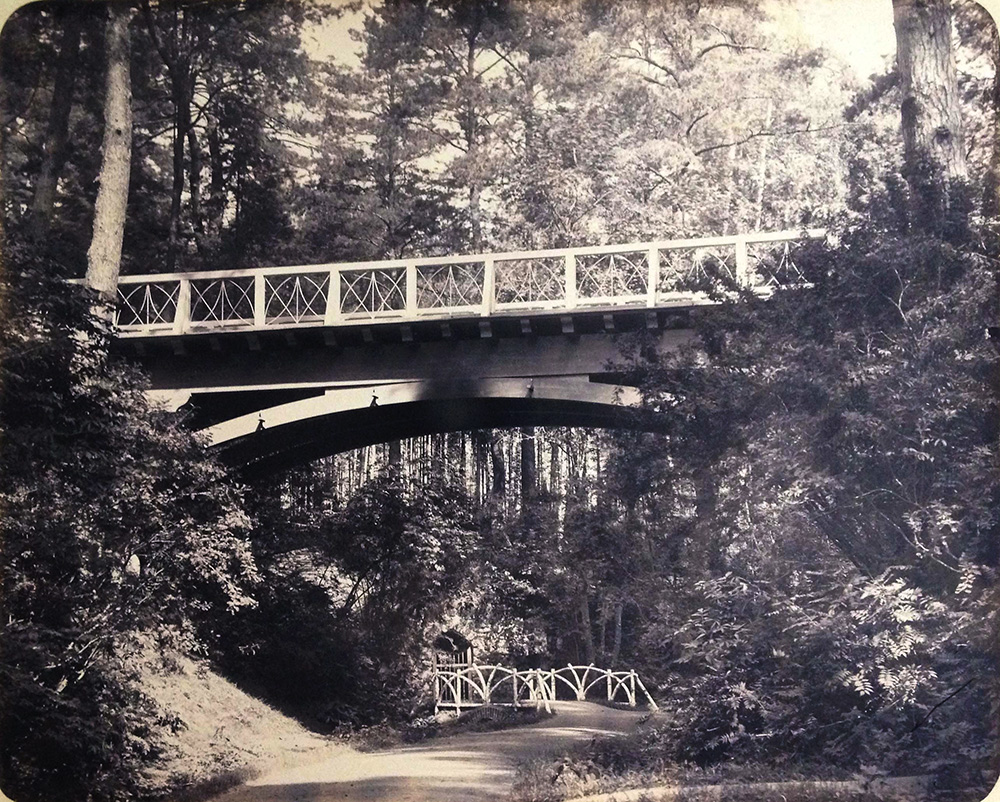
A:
610 601 623 669
579 595 595 664
464 33 483 250
597 594 609 658
752 99 773 231
29 11 82 241
520 427 536 500
187 122 204 251
892 0 967 235
86 6 132 302
206 106 226 236
983 22 1000 219
166 72 189 270
489 431 506 497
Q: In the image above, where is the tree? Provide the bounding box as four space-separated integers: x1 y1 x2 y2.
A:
26 7 83 242
892 0 969 235
0 241 259 802
85 5 132 300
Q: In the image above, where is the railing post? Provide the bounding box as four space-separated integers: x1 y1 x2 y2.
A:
647 247 660 307
565 253 577 308
324 268 341 326
173 279 191 335
405 260 417 318
735 236 750 286
629 670 637 707
607 671 612 701
481 257 495 316
254 273 266 327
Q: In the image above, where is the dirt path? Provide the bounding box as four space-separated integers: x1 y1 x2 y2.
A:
213 702 649 802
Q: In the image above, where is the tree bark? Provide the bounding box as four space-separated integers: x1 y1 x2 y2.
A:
892 0 967 233
489 431 506 497
520 426 536 499
85 6 132 302
29 11 83 241
187 121 204 251
388 439 402 467
206 105 226 236
166 71 190 270
579 595 595 664
610 601 623 669
983 22 1000 219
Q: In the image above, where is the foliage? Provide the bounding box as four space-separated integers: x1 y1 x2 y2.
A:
0 240 258 801
213 467 476 726
617 166 999 775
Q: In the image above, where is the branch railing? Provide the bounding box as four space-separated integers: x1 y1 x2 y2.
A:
432 663 659 715
107 229 825 336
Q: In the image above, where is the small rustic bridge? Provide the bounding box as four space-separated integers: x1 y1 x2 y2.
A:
100 229 823 472
432 663 659 715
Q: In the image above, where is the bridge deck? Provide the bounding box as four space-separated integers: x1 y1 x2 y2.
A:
110 229 823 337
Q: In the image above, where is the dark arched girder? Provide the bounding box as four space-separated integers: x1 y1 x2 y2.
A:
208 379 664 477
221 398 658 478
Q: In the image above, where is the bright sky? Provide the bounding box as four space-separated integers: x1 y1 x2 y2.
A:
305 0 1000 81
306 0 900 78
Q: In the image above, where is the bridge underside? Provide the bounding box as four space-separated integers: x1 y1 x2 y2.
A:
129 311 692 475
215 388 661 477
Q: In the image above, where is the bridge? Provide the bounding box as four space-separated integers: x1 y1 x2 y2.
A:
111 229 823 472
432 662 659 715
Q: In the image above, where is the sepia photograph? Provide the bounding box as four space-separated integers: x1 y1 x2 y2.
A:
0 0 998 800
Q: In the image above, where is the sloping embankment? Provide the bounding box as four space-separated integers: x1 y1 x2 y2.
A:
137 648 350 801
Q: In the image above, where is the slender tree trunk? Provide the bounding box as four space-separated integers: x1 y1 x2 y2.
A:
579 595 595 664
597 594 609 658
206 106 225 235
29 11 82 241
86 6 132 301
610 602 623 669
549 439 559 496
489 431 506 497
892 0 967 234
464 34 483 250
187 121 204 251
983 23 1000 219
166 71 190 270
520 427 536 500
752 99 773 231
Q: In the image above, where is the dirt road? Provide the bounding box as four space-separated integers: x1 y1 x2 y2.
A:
213 702 649 802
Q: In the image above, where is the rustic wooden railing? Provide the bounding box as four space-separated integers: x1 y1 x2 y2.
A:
104 229 824 336
432 663 659 715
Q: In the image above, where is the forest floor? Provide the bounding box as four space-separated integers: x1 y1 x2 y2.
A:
208 700 650 802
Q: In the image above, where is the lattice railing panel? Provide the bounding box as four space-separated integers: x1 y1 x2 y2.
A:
265 272 329 324
657 244 739 294
576 251 648 299
117 281 179 327
495 257 564 305
191 277 254 323
417 263 485 309
748 240 808 288
340 268 405 315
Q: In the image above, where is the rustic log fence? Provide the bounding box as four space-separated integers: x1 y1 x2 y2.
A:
432 663 659 715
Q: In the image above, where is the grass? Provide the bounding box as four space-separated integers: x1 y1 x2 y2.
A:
507 728 989 802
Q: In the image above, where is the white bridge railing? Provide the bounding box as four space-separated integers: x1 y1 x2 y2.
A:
109 229 824 336
432 663 659 715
